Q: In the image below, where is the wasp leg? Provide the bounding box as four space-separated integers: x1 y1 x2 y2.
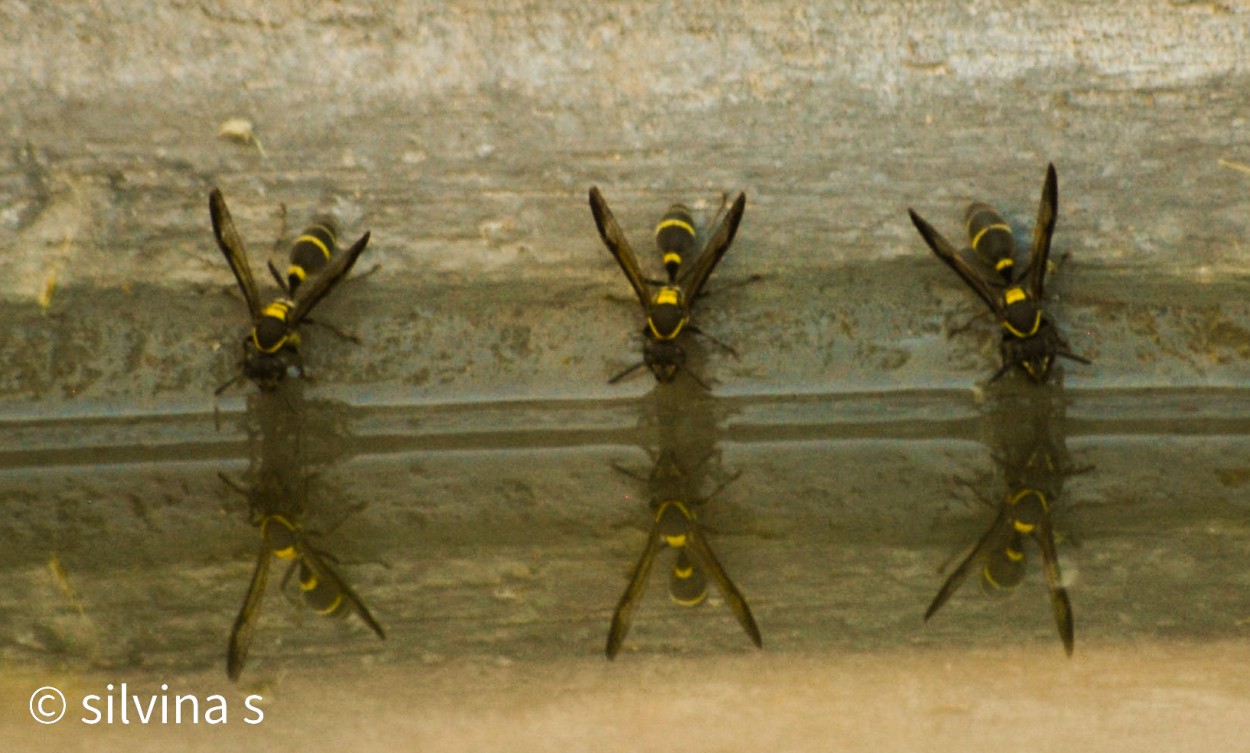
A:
608 360 648 384
301 317 362 344
947 308 993 337
682 367 713 391
687 325 739 358
692 273 764 301
215 369 248 396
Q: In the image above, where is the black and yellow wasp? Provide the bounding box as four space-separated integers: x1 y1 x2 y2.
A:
924 441 1076 656
227 509 386 681
907 164 1090 383
606 451 761 659
209 189 371 394
588 187 747 388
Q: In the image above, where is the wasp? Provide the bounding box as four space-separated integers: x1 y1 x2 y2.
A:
924 444 1075 656
907 164 1090 383
606 451 761 659
227 511 386 680
588 187 747 388
209 189 371 394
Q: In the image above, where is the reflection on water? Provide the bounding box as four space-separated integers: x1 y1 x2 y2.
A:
223 380 385 680
925 379 1088 655
4 377 1250 673
605 448 761 659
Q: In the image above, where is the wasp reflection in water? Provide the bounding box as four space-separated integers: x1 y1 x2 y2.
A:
606 450 761 659
221 470 386 680
925 385 1087 655
221 382 385 680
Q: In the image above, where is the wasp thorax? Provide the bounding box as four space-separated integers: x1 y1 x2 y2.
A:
1001 290 1043 340
261 516 300 559
252 321 291 354
647 287 687 340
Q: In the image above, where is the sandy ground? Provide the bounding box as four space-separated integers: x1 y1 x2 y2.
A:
3 1 1250 750
6 644 1250 753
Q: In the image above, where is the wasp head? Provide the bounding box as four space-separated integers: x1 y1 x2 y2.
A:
643 337 686 383
998 321 1066 384
241 339 303 390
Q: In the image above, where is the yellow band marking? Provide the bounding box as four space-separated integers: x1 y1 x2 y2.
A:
663 252 682 267
983 566 1005 589
655 218 696 238
288 265 308 282
995 258 1014 272
295 233 331 260
656 288 680 306
1002 310 1043 339
253 330 290 354
300 574 318 591
664 533 688 548
648 318 685 340
1005 547 1025 562
970 223 1012 252
1004 288 1027 306
317 593 343 616
674 564 695 578
310 222 337 242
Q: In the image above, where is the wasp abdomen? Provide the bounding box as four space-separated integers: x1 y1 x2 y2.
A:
287 218 339 293
655 203 696 281
965 202 1016 282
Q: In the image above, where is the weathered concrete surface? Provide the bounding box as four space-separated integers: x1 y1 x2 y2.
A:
2 2 1250 750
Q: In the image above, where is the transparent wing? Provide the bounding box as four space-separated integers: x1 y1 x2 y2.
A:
209 189 263 320
1034 519 1074 656
227 545 272 681
589 187 650 309
681 192 746 301
300 545 386 640
605 527 663 659
686 527 762 648
924 505 1012 622
1026 163 1059 300
288 231 371 324
909 208 1005 317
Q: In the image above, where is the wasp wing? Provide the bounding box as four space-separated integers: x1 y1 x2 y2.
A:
288 230 371 325
909 209 1005 317
589 187 651 310
681 192 746 301
605 525 663 659
685 526 762 648
1026 163 1059 300
210 189 263 320
300 545 387 640
1033 518 1074 656
227 544 272 681
924 505 1013 622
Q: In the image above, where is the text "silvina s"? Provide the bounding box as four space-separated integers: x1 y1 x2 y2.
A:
81 683 263 725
